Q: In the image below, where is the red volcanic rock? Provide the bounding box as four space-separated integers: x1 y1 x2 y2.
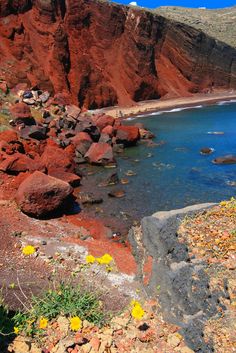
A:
101 125 114 137
0 130 25 154
0 130 18 143
71 132 93 146
0 0 236 108
92 115 115 131
0 153 39 174
115 126 140 146
65 105 81 119
40 145 73 173
10 103 36 125
15 171 73 217
48 170 81 187
85 142 114 165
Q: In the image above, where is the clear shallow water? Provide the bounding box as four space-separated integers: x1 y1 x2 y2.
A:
116 102 236 217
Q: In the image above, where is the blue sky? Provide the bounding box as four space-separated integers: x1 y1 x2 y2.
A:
115 0 236 9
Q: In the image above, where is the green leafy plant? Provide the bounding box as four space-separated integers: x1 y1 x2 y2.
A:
13 283 105 337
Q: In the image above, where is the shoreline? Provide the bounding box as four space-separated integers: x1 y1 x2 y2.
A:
92 91 236 118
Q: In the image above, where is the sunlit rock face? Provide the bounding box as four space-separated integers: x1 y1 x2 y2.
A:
0 0 236 108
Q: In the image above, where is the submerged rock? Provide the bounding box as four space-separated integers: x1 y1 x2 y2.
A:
108 189 126 198
212 155 236 164
99 172 119 187
15 171 73 217
200 147 214 155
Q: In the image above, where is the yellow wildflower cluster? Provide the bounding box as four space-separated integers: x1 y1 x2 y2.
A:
22 245 36 256
130 300 145 320
39 317 48 329
220 197 236 209
14 327 19 335
85 255 96 263
86 253 113 265
70 316 82 331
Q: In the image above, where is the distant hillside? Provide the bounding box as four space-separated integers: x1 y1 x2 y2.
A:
155 6 236 48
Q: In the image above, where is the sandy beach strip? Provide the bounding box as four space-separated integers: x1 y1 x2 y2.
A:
92 90 236 118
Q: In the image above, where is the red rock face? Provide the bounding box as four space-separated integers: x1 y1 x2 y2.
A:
15 171 73 217
0 0 236 109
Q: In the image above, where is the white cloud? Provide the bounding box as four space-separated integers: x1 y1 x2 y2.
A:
129 1 138 6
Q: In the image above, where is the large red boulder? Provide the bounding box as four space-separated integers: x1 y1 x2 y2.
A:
10 103 36 125
0 130 24 154
15 171 73 217
101 125 114 137
85 142 114 165
0 153 40 174
40 145 73 173
92 115 115 131
115 125 140 146
71 132 92 146
48 170 81 187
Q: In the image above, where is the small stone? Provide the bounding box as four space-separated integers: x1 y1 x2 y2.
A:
8 336 30 353
41 240 47 245
167 332 182 347
90 337 100 351
57 316 69 336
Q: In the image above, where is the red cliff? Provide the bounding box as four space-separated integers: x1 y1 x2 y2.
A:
0 0 236 108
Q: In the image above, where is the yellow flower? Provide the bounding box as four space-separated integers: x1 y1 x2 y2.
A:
96 253 113 265
70 316 82 331
39 317 48 329
22 245 36 256
131 303 145 320
14 327 19 334
130 300 145 320
86 255 96 264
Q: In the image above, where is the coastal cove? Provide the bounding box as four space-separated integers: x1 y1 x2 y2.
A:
82 101 236 226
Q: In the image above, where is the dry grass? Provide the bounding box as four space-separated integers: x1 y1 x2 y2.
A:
154 6 236 48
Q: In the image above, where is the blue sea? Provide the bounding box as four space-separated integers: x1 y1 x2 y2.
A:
115 101 236 217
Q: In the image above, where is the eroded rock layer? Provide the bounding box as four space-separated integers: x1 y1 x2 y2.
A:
1 0 236 108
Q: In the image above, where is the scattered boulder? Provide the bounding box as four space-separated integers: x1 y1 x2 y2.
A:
15 171 73 217
48 170 81 187
65 105 81 119
71 132 93 146
40 145 73 173
93 114 115 131
139 128 155 140
10 103 36 125
200 147 214 155
77 192 103 205
102 125 114 137
0 153 39 174
212 155 236 165
115 126 140 146
99 133 112 144
85 142 114 165
19 125 47 140
38 91 50 103
99 172 119 187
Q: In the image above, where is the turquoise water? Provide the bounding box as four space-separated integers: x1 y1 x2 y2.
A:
116 102 236 217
